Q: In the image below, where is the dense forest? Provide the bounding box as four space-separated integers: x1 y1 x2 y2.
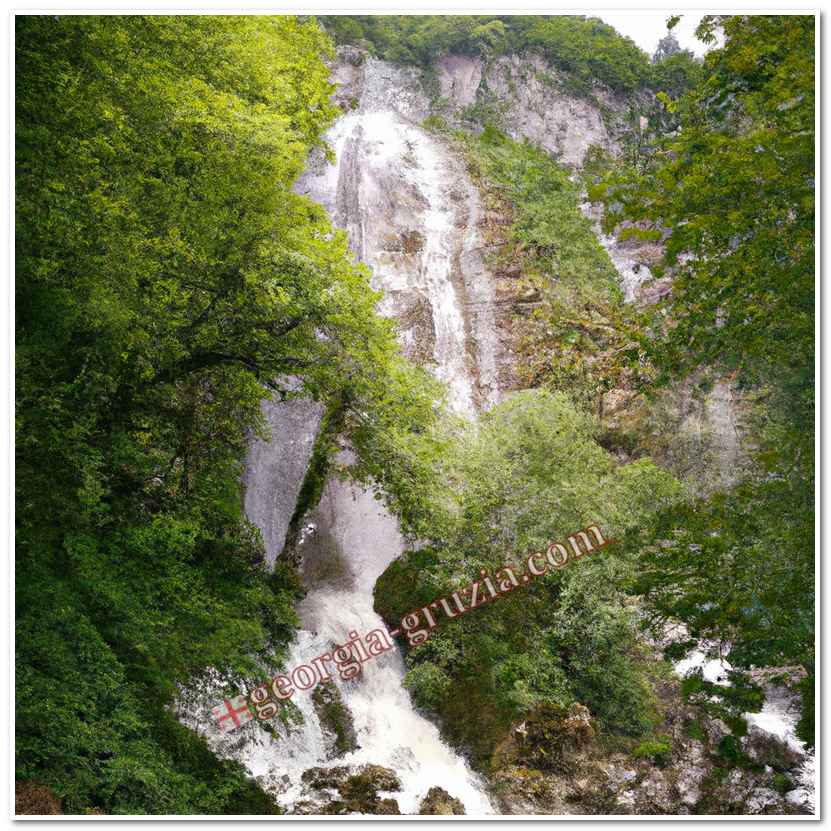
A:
16 14 814 816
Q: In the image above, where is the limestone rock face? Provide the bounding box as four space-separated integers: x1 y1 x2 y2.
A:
435 53 631 166
243 395 324 567
328 46 635 170
298 52 507 413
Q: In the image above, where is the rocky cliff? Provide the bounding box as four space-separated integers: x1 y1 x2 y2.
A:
182 44 806 816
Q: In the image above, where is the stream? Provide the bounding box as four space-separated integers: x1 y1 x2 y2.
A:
178 58 498 814
176 54 813 816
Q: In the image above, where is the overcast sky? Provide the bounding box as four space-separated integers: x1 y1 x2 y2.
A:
598 13 709 57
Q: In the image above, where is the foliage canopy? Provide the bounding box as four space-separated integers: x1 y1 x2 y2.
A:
16 14 444 812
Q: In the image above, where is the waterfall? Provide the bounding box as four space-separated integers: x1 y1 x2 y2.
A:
177 57 498 814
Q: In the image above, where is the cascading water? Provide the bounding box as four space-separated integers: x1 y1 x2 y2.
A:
580 200 652 303
178 57 498 814
671 638 815 813
271 458 492 814
174 50 814 817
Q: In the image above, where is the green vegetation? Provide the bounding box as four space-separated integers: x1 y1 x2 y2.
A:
684 719 707 743
15 11 814 815
455 126 637 414
416 13 814 769
773 773 794 796
16 15 443 813
322 15 653 94
632 736 672 767
322 15 702 102
375 390 681 762
592 15 815 745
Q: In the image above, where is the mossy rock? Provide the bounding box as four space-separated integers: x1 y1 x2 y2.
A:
418 786 466 815
332 765 402 814
322 797 400 815
301 765 350 791
312 683 358 757
350 764 401 793
516 702 595 773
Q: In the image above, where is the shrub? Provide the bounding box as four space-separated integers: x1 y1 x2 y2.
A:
632 737 672 767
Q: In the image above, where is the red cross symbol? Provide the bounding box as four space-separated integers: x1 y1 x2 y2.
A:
211 694 253 733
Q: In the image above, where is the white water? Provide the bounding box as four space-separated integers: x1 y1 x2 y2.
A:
305 107 481 416
581 200 652 302
178 468 491 814
671 638 815 813
274 70 496 810
275 469 492 813
179 59 496 814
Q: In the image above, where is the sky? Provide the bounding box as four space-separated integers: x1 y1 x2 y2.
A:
598 13 709 57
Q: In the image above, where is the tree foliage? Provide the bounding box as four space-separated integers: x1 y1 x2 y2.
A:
594 16 814 424
322 15 654 94
16 15 443 812
591 15 815 744
375 391 681 760
323 14 702 102
15 13 815 813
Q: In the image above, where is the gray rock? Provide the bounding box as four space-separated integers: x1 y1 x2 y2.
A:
243 395 324 567
746 787 783 814
674 740 707 808
435 54 629 166
301 765 350 791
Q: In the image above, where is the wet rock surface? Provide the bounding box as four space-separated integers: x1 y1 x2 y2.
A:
243 396 325 567
418 786 466 815
298 51 511 413
298 763 403 815
489 675 813 816
311 683 359 758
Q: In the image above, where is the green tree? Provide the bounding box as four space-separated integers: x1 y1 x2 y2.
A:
593 15 815 745
16 15 444 812
376 391 681 761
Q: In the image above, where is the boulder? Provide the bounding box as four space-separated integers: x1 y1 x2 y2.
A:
322 797 401 815
300 763 402 815
334 765 402 815
301 765 350 791
344 764 401 794
518 702 595 773
418 786 466 815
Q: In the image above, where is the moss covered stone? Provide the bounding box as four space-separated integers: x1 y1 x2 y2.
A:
311 683 359 757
